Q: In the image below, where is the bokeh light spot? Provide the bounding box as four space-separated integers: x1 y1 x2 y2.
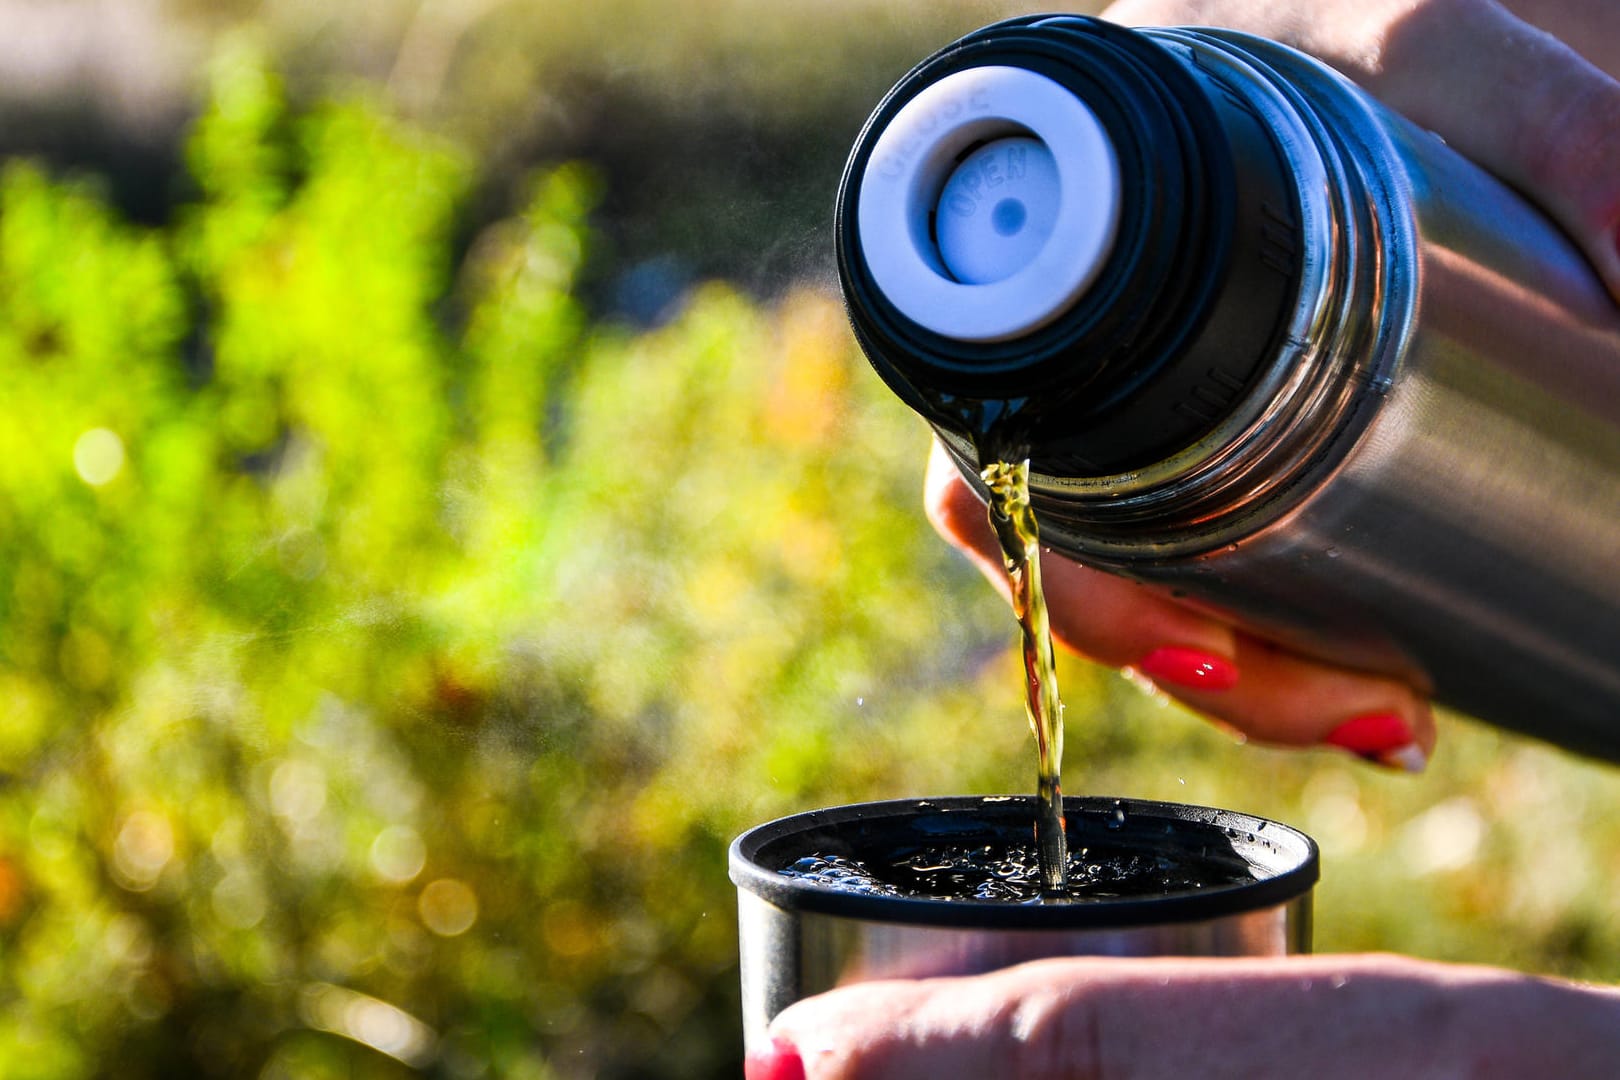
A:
212 870 268 929
541 899 600 958
113 811 174 891
105 912 154 965
1400 797 1485 875
418 878 477 936
73 427 126 486
269 760 328 823
298 983 436 1069
370 824 427 884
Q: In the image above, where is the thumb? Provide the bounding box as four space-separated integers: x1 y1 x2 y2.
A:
1371 0 1620 300
760 954 1620 1080
1105 0 1620 303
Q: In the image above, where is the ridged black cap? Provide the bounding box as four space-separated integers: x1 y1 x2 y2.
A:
836 15 1301 472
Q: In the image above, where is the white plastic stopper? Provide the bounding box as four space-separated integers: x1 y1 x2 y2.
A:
856 66 1122 343
935 136 1061 284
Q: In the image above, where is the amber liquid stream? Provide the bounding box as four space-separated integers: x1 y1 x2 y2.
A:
981 459 1068 896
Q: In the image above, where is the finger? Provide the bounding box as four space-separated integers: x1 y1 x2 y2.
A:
926 443 1434 768
1501 0 1620 81
765 954 1620 1080
1105 0 1620 302
1374 0 1620 300
1202 632 1434 769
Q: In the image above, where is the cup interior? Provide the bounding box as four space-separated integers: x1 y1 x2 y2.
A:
730 795 1318 929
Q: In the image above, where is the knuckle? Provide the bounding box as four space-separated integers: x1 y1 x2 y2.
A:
1003 975 1105 1080
1517 78 1620 230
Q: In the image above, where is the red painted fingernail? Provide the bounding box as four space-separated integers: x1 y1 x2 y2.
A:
1138 646 1239 692
746 1038 806 1080
1324 711 1426 772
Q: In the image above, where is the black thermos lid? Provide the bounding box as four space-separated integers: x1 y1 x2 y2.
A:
836 15 1302 472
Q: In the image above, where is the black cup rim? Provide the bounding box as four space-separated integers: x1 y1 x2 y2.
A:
729 795 1318 929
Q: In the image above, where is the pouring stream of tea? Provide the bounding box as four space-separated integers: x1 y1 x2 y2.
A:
981 459 1068 895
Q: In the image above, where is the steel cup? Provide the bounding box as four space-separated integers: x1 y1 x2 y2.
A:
730 795 1317 1052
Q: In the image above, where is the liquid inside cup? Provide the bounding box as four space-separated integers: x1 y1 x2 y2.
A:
782 838 1254 903
736 796 1315 922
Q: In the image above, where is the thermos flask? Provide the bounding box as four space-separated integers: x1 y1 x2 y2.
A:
835 15 1620 760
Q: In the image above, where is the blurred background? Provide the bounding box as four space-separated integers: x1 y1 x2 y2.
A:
3 1 1620 1076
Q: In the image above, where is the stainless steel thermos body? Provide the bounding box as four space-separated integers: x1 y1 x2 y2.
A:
836 16 1620 760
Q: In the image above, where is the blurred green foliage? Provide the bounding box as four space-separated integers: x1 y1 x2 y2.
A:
3 29 1620 1080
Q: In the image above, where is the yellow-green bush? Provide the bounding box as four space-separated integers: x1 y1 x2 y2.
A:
3 42 1620 1080
0 50 1016 1078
